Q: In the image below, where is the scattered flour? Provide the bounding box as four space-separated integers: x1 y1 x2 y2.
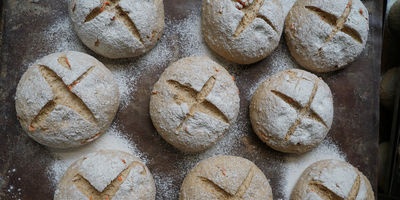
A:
281 139 346 199
243 39 301 102
47 124 146 186
42 1 348 199
44 17 85 54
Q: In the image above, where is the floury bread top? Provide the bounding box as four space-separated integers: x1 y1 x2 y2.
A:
15 51 120 149
202 0 285 64
149 56 240 153
285 0 369 72
69 0 165 59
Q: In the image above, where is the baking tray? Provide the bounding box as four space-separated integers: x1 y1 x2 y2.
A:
0 0 382 199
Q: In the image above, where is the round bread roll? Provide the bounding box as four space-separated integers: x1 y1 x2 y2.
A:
250 69 333 153
202 0 284 64
180 155 273 200
69 0 164 59
291 159 375 200
285 0 369 73
15 51 119 149
149 56 240 153
54 150 156 200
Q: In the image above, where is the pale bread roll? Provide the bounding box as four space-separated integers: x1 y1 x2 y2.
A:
149 56 240 153
54 150 156 200
285 0 369 72
15 51 119 149
291 159 374 200
69 0 164 59
202 0 284 64
250 69 333 153
180 155 273 200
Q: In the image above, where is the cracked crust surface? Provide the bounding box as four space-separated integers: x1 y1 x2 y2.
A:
15 51 120 149
284 0 369 73
250 69 333 153
290 159 375 200
69 0 164 59
179 155 273 200
149 56 240 153
202 0 284 64
54 150 156 200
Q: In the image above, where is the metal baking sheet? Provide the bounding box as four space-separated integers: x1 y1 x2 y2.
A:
0 0 382 199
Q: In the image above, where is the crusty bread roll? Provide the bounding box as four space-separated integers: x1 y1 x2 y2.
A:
202 0 284 64
285 0 369 73
250 69 333 153
149 56 240 153
15 51 119 149
180 155 273 200
69 0 164 59
291 159 375 200
54 150 156 200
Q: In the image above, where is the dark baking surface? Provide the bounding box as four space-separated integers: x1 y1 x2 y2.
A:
0 0 382 199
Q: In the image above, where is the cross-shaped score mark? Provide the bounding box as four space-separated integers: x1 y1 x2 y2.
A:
270 80 328 141
29 57 96 132
72 161 145 200
199 166 255 199
83 0 143 44
305 0 363 45
233 0 277 37
308 173 361 200
167 76 229 133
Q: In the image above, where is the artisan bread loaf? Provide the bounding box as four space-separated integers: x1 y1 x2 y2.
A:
180 155 273 200
250 69 333 153
15 51 119 149
69 0 164 59
285 0 369 72
149 56 240 153
54 150 156 200
291 159 374 200
202 0 284 64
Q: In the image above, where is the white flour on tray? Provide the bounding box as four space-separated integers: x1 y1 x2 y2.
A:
44 1 347 199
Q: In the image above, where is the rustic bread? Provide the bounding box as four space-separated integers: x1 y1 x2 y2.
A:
285 0 369 72
250 69 333 153
15 51 119 149
291 159 374 200
180 155 273 200
54 150 156 200
149 56 240 153
69 0 164 59
202 0 284 64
